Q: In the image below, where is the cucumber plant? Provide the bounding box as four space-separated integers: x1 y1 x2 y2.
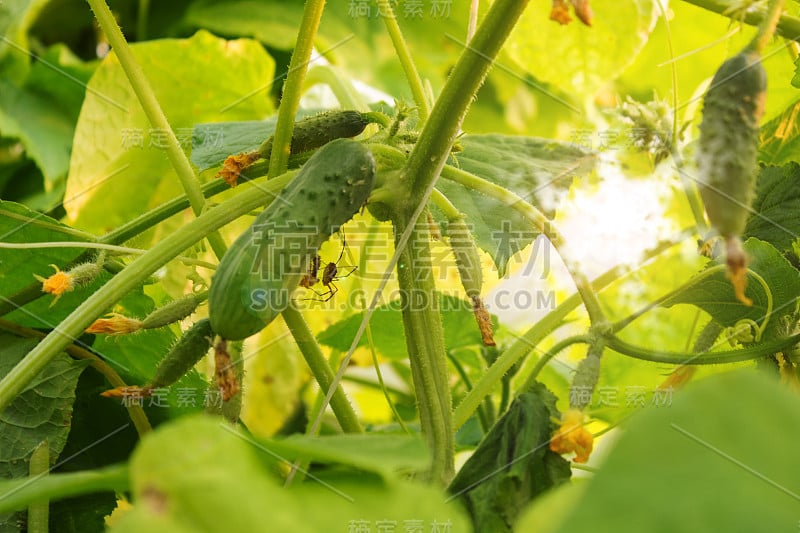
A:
208 138 376 341
2 0 800 530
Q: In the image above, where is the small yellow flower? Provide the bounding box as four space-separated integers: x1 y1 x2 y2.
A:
34 264 74 302
657 365 696 391
550 409 594 464
85 313 143 335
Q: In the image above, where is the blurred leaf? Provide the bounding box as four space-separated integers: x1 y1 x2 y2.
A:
448 383 571 532
111 415 469 532
0 0 51 83
438 134 595 275
744 163 800 252
256 433 428 476
317 293 492 360
64 30 275 234
662 238 800 339
507 0 656 97
541 370 800 532
760 99 800 166
182 0 473 99
0 334 89 531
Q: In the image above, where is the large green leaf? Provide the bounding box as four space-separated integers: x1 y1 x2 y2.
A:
317 293 494 360
111 415 470 532
0 334 89 531
744 163 800 252
438 134 595 275
662 238 800 339
526 370 800 532
507 0 656 97
63 30 275 233
448 383 571 532
182 0 473 98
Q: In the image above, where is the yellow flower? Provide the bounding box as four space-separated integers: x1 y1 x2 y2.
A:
657 365 696 391
86 313 143 335
550 409 594 464
34 264 74 302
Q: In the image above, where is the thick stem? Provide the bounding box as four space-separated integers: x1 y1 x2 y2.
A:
282 307 362 433
0 173 295 414
403 0 530 208
749 0 785 53
268 0 326 178
86 0 227 259
393 212 454 484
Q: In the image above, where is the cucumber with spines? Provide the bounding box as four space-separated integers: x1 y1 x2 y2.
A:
209 139 376 340
696 49 766 238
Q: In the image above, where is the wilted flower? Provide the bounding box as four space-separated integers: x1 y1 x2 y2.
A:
550 408 594 463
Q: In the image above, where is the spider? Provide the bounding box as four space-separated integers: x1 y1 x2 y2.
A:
299 233 357 302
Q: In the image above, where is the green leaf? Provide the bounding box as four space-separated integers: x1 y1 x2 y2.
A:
317 293 493 360
0 0 51 84
744 163 800 252
759 98 800 165
0 45 94 187
111 415 470 532
540 370 800 532
0 200 89 293
662 238 800 339
507 0 656 97
448 383 571 532
0 334 89 530
439 134 594 275
63 30 275 233
255 433 428 477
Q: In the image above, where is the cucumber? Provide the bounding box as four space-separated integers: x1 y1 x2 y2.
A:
209 138 376 340
696 49 766 239
257 110 372 159
149 318 214 389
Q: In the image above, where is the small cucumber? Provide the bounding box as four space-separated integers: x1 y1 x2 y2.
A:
696 49 766 238
209 138 376 340
149 318 214 389
257 110 372 159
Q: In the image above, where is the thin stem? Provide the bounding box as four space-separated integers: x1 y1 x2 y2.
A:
0 242 216 270
656 0 679 147
680 0 800 39
136 0 149 40
268 0 326 178
606 331 800 365
429 188 461 220
367 321 410 433
281 307 362 433
0 464 129 515
86 0 227 260
27 440 49 533
0 319 152 436
376 0 430 120
522 335 592 390
0 172 295 414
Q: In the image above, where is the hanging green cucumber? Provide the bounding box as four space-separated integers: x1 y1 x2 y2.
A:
695 0 782 305
209 138 376 340
695 48 766 306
